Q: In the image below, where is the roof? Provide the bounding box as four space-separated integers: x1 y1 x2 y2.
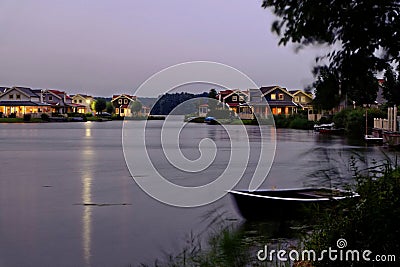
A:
0 101 50 106
260 86 283 95
15 87 39 97
112 94 136 102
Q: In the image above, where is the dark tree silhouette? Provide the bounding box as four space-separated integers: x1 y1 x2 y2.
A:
262 0 400 104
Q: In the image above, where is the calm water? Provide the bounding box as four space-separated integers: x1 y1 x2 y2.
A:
0 121 397 267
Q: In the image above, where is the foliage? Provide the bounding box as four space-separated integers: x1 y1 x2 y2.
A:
262 0 400 105
150 92 208 115
312 67 341 110
208 88 218 111
8 112 16 118
306 164 400 266
130 100 142 115
382 65 400 106
332 109 352 129
41 113 50 121
94 98 107 114
274 114 314 129
106 101 114 114
23 114 31 122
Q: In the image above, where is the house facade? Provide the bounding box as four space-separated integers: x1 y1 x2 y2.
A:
111 94 137 117
249 86 297 118
71 94 94 114
0 87 51 118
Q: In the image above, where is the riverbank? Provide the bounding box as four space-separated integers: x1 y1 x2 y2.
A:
148 163 400 267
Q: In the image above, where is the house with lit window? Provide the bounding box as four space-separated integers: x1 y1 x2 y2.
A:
41 89 77 114
0 87 51 118
111 94 137 117
248 86 298 118
71 94 94 114
289 90 313 111
217 89 252 118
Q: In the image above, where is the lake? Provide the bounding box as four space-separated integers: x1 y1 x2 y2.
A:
0 121 397 266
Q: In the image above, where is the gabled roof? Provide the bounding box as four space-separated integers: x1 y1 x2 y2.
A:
222 89 248 100
73 94 93 99
0 87 39 98
111 94 136 102
260 86 293 97
290 90 313 98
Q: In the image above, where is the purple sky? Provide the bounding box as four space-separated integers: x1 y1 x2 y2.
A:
0 0 321 97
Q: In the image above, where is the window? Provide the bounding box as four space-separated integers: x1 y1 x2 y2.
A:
277 108 282 114
232 96 238 102
270 94 276 100
301 96 306 102
121 108 124 114
294 96 299 102
73 100 77 103
124 99 128 104
9 94 13 99
79 100 82 103
239 96 244 101
16 94 21 99
118 99 122 104
49 96 53 101
115 108 119 114
278 94 284 100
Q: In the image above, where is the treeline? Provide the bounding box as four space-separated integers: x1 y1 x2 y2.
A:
150 92 208 115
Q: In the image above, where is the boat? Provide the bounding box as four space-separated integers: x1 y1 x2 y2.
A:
314 123 345 134
229 187 359 221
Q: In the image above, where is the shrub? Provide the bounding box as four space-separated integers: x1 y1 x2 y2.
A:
289 117 314 129
23 114 31 121
306 164 400 266
8 113 16 118
41 113 50 121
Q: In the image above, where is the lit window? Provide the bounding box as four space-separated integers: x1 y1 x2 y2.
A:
232 96 238 101
270 94 276 100
277 108 282 114
118 99 122 104
278 94 284 100
301 96 306 102
294 96 299 102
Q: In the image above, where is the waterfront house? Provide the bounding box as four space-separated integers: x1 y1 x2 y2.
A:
198 103 209 117
111 94 137 117
41 89 77 114
249 86 298 118
289 90 313 111
71 94 94 114
0 87 51 118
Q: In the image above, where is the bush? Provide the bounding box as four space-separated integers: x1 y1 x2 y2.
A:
23 114 31 121
207 109 232 119
306 164 400 266
333 109 351 128
289 117 314 129
8 113 16 118
41 113 50 121
85 113 93 117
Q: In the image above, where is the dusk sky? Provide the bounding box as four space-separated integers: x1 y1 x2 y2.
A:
0 0 322 97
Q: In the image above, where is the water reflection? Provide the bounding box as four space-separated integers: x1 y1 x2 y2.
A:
81 134 94 267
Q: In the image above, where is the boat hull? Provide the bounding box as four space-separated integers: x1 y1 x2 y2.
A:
229 187 358 221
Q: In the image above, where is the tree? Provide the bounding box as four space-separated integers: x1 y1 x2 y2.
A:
262 0 400 104
130 100 142 116
106 101 114 114
208 88 218 111
312 67 341 110
94 98 106 115
383 65 400 106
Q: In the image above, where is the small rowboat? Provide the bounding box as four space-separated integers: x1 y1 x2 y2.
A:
229 187 359 221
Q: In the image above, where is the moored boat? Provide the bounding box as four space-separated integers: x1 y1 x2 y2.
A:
229 187 359 220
